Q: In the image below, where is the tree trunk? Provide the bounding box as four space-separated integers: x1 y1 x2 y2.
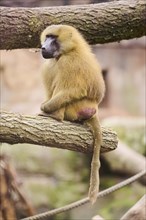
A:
0 111 118 154
0 0 145 50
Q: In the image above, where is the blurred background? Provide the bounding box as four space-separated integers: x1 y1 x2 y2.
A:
0 0 145 220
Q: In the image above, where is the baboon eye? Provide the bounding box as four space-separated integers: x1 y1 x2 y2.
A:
46 34 57 39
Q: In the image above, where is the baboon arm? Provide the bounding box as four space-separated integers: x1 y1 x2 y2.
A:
41 90 86 113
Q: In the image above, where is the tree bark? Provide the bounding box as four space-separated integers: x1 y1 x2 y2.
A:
0 0 145 50
0 111 118 154
121 195 146 220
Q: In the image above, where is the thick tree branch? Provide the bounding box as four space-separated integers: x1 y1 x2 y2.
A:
0 111 118 154
0 0 145 50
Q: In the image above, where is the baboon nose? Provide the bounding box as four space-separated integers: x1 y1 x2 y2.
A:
41 47 53 59
41 46 46 51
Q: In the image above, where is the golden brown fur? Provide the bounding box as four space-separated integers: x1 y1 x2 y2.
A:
40 24 105 203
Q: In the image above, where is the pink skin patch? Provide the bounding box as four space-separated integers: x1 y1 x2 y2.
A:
77 108 96 120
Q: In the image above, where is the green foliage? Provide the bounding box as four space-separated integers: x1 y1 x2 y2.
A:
102 118 145 155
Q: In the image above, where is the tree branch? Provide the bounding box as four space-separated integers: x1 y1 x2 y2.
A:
103 141 146 184
0 111 118 154
0 0 145 50
121 195 146 220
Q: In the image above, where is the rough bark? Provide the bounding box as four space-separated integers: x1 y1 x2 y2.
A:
121 195 146 220
0 0 145 50
0 111 118 154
